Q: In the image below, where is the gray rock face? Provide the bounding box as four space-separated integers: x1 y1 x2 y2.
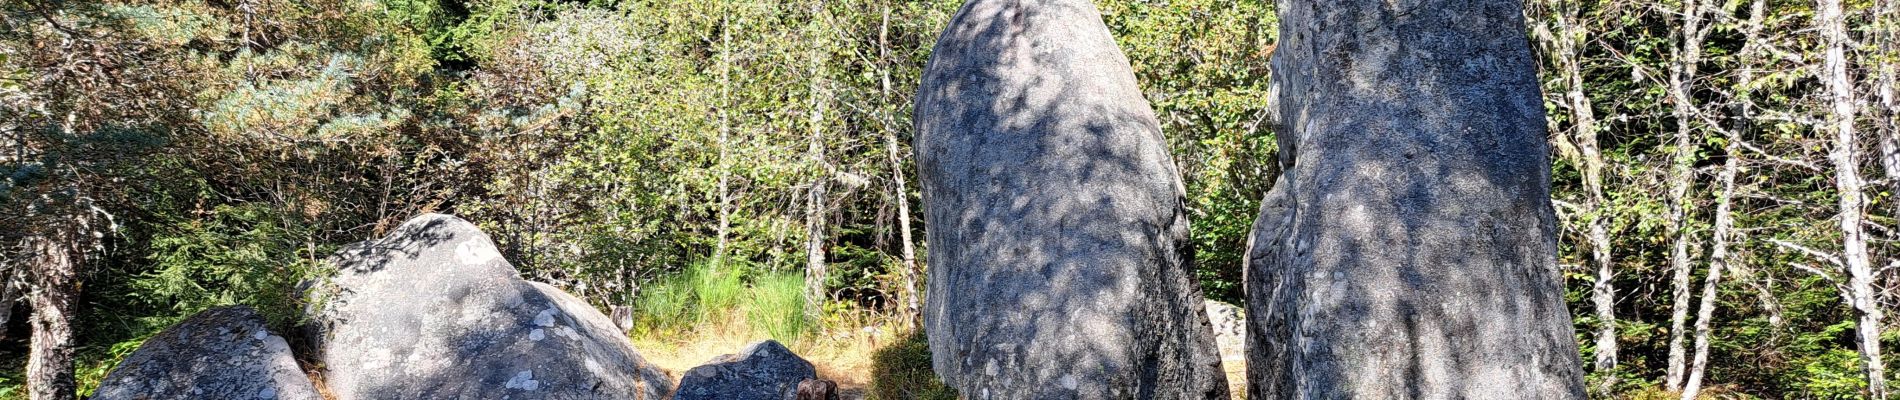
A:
92 306 319 400
911 0 1227 398
672 340 817 400
1246 0 1586 398
305 213 672 400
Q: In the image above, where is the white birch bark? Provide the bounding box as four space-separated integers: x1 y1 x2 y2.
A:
1818 0 1886 396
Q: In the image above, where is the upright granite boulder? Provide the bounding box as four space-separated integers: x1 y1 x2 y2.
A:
92 306 319 400
672 340 817 400
1245 0 1586 398
304 213 672 399
911 0 1227 397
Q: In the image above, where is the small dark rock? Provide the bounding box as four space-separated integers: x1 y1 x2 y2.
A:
795 379 839 400
672 340 817 400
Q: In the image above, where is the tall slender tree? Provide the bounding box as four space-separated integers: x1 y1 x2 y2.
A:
1680 3 1766 398
1817 0 1886 397
804 0 832 319
1663 0 1717 389
875 4 923 327
1530 0 1618 390
1878 0 1900 190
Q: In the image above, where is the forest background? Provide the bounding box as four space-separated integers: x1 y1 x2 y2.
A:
1 0 1897 398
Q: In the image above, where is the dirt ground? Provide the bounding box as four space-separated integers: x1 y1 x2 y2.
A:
636 325 1248 400
635 327 886 400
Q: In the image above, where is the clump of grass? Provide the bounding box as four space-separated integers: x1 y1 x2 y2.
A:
868 330 958 400
745 271 810 341
633 261 810 342
633 266 701 335
690 264 744 326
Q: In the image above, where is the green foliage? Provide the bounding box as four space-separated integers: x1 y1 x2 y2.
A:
632 272 699 335
74 339 148 398
1790 347 1870 399
1102 0 1278 303
633 262 740 335
138 203 320 329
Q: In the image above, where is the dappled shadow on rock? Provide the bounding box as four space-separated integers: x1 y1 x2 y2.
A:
911 0 1227 398
302 213 672 400
92 306 319 400
1244 1 1586 398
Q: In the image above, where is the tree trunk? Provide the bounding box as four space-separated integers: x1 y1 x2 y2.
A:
1662 0 1712 389
1247 0 1586 397
1880 0 1900 192
25 233 77 400
1530 1 1617 389
877 6 922 328
804 0 830 319
1679 88 1737 400
1681 4 1765 398
1818 0 1886 397
714 13 734 271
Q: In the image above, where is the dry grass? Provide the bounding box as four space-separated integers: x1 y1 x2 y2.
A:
628 309 1244 400
1223 357 1246 399
631 310 910 399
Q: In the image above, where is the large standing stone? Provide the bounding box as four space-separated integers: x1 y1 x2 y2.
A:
304 213 672 399
911 0 1227 397
1245 0 1586 398
92 306 319 400
672 340 817 400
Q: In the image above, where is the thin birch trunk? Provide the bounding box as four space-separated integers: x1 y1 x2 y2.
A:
1818 0 1886 396
804 0 830 319
1880 0 1900 190
877 6 923 328
1681 4 1766 398
714 14 734 271
1680 125 1736 400
1664 0 1713 388
1532 0 1618 388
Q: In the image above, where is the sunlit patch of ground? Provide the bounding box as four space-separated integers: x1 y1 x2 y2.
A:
631 313 901 400
1223 356 1247 399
